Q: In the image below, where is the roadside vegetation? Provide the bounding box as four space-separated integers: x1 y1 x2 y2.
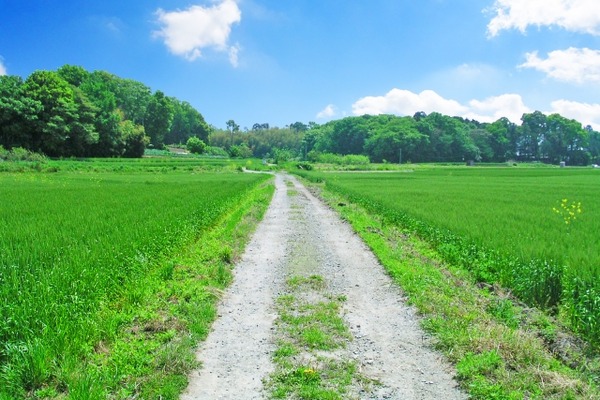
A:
295 167 600 398
268 275 363 399
0 159 272 399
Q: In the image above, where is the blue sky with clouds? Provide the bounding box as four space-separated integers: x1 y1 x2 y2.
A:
1 0 599 130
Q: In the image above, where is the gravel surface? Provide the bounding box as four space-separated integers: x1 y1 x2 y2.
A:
181 173 466 400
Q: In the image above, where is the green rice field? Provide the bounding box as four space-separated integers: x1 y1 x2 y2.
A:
0 163 270 397
296 166 600 344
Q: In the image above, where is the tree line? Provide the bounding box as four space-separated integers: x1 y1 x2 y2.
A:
0 65 211 158
2 65 599 165
214 112 600 166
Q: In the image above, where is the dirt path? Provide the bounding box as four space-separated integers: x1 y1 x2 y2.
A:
181 173 465 399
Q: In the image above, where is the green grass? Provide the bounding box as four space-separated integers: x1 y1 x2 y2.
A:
302 168 599 270
268 275 365 399
294 167 600 345
0 165 272 398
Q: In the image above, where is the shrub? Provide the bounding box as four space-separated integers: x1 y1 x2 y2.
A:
186 137 207 154
229 143 253 158
204 146 229 157
273 148 295 164
0 147 48 162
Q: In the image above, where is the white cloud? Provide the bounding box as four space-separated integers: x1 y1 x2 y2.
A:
154 0 241 65
0 58 6 76
466 94 531 123
550 99 600 129
486 0 600 37
519 47 600 83
317 104 338 119
228 43 240 67
352 89 467 118
352 89 530 124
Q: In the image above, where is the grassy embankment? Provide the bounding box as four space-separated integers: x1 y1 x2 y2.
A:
0 159 273 399
0 155 274 174
295 166 600 399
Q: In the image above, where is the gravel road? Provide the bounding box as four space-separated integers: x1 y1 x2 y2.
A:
181 173 466 400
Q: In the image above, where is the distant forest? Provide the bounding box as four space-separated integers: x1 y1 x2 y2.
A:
215 112 600 166
2 65 599 165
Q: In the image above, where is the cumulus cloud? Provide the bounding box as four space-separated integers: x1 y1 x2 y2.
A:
466 94 531 123
352 89 530 124
0 58 6 76
317 104 338 119
550 99 600 129
154 0 241 65
519 47 600 83
486 0 600 37
352 89 467 118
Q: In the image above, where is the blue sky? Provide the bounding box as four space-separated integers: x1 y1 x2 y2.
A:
1 0 600 130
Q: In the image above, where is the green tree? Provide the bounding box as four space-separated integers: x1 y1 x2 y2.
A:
92 111 124 157
416 113 476 162
57 64 90 87
252 123 269 131
469 129 494 162
226 119 240 148
315 117 370 155
79 71 118 114
485 117 516 161
587 126 600 164
145 91 174 148
543 114 589 165
364 116 426 163
115 79 152 125
0 75 43 149
166 100 211 144
66 88 99 156
77 71 124 156
121 120 148 158
22 70 81 156
246 127 303 158
520 111 547 161
290 121 308 133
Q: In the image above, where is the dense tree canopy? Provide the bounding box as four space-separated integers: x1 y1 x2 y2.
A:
205 111 599 165
0 65 210 157
297 113 598 165
2 64 598 164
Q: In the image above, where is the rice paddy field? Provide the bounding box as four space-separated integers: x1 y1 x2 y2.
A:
296 166 600 345
0 159 271 398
